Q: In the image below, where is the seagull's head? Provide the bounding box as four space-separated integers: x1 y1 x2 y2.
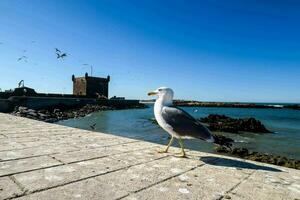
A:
148 87 174 104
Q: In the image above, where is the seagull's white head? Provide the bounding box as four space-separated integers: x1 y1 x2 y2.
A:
148 87 174 105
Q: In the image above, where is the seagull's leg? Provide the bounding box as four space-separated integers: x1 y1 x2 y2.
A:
158 136 174 153
175 138 187 158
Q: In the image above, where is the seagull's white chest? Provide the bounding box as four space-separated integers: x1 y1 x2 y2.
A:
154 100 180 138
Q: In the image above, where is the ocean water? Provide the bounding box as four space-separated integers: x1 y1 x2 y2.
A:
57 106 300 160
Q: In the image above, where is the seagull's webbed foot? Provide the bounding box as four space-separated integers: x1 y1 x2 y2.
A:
157 149 168 154
174 151 187 158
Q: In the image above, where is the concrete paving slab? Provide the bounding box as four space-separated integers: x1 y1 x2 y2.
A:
0 156 62 177
0 145 79 161
110 147 169 166
15 178 128 200
123 160 253 200
51 141 157 164
229 169 300 200
0 177 23 199
13 156 128 193
0 141 25 152
94 156 203 194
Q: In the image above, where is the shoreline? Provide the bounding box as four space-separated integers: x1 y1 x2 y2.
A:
11 103 148 123
141 100 300 110
174 100 300 110
8 106 300 170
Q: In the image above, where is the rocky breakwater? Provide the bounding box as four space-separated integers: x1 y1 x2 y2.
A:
173 100 279 108
12 103 147 123
199 114 272 134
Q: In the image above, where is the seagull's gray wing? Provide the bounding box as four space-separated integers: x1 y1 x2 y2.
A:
161 106 213 141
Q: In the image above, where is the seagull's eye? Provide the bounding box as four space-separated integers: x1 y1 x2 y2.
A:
158 89 162 91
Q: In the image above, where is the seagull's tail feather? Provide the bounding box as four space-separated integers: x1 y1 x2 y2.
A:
212 134 234 149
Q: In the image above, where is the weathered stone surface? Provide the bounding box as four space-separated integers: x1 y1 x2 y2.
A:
52 142 159 164
0 140 25 151
230 169 300 200
110 147 167 166
0 156 62 176
124 163 252 200
0 145 79 161
15 178 128 200
94 156 203 193
13 157 127 193
0 177 23 199
0 113 299 200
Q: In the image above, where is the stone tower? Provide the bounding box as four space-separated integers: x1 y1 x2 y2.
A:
72 73 110 98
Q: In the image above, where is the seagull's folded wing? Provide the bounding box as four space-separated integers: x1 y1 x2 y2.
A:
161 106 213 141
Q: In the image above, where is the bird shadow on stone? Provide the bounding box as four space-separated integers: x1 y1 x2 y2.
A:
200 156 282 172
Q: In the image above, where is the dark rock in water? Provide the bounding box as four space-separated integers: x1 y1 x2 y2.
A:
231 147 249 157
212 134 234 148
283 104 300 110
215 147 300 170
199 114 272 134
214 145 231 153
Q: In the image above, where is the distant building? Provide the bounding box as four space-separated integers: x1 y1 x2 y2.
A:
72 73 110 98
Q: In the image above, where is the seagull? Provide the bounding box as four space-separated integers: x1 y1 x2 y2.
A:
55 48 61 53
57 53 67 59
55 48 67 59
90 123 96 130
17 56 28 62
148 87 215 157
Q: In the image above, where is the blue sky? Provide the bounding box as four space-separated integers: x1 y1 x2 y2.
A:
0 0 300 102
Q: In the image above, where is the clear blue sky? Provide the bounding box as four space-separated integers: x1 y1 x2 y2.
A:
0 0 300 103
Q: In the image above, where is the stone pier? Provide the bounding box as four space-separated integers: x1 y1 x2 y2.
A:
0 113 299 200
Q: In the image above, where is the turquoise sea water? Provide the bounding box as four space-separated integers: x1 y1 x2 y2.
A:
57 106 300 160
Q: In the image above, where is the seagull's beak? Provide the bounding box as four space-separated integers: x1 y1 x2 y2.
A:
148 91 158 96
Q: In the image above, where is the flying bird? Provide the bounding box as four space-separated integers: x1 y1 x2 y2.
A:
148 87 217 157
90 123 96 130
55 48 61 53
55 48 67 59
17 56 28 62
57 53 67 59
